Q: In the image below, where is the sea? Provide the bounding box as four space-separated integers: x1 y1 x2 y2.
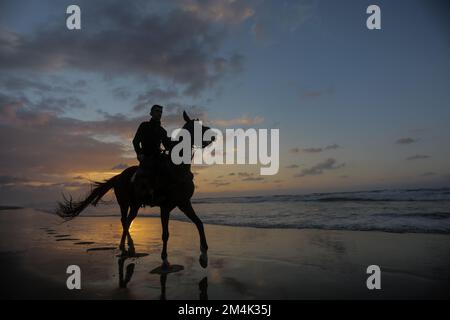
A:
49 187 450 235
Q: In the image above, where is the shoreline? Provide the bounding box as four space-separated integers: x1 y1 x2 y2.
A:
22 207 450 236
0 208 449 299
32 208 450 236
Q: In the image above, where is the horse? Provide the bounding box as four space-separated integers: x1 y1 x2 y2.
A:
56 111 214 269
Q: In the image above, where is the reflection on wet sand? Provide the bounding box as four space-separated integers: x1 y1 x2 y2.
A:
117 231 208 300
199 277 208 300
158 274 208 301
117 232 147 291
3 210 449 299
118 256 135 289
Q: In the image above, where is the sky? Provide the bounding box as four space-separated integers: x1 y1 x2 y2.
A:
0 0 449 207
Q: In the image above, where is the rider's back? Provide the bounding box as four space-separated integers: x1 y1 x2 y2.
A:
133 119 168 157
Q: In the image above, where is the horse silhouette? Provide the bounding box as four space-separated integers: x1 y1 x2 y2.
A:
56 111 214 269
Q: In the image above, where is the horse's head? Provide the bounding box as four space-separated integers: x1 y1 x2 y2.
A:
182 111 215 148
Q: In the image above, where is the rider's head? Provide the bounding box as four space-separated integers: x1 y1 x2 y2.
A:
150 104 163 121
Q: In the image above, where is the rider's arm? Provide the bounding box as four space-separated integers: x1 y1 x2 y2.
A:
161 128 175 152
133 123 144 155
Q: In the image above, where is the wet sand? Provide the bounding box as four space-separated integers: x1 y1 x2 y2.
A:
0 208 449 299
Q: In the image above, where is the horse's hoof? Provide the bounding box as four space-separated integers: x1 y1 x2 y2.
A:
199 252 208 269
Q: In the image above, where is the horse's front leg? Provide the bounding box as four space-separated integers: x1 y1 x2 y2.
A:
124 205 139 254
119 204 129 251
178 202 208 268
160 205 174 268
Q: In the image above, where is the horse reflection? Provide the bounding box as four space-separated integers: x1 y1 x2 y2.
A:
118 257 135 289
117 231 147 288
117 231 208 299
159 274 208 300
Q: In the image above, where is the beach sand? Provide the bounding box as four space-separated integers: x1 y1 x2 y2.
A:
0 208 449 300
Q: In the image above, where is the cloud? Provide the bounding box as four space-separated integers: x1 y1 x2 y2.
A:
134 87 179 112
181 0 256 24
0 175 28 186
303 147 322 153
209 180 230 187
0 75 87 95
0 94 179 177
406 154 430 161
112 87 132 100
0 92 208 182
396 138 418 145
111 163 130 170
248 0 317 43
34 96 86 113
211 115 264 127
236 172 264 182
0 1 244 96
420 172 436 177
301 144 340 153
324 144 340 150
242 176 264 181
0 76 52 92
295 158 345 177
0 94 53 126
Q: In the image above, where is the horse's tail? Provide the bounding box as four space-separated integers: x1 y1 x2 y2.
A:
56 175 119 220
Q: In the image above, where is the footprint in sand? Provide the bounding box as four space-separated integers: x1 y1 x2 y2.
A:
56 238 80 241
116 252 149 258
86 247 117 252
74 241 95 245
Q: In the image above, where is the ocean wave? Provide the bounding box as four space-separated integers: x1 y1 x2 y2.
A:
192 188 450 204
32 187 450 235
69 210 450 234
372 212 450 219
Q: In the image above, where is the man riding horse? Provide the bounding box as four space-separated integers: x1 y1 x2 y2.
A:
56 109 213 269
132 104 174 206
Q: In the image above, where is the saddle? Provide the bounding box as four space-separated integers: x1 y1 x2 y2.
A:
131 154 192 207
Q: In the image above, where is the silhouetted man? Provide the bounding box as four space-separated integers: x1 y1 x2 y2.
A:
133 104 173 205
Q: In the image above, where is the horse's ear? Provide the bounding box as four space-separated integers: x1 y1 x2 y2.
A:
183 111 191 122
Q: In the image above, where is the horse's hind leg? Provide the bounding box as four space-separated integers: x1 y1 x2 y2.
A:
178 201 208 268
160 205 175 268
